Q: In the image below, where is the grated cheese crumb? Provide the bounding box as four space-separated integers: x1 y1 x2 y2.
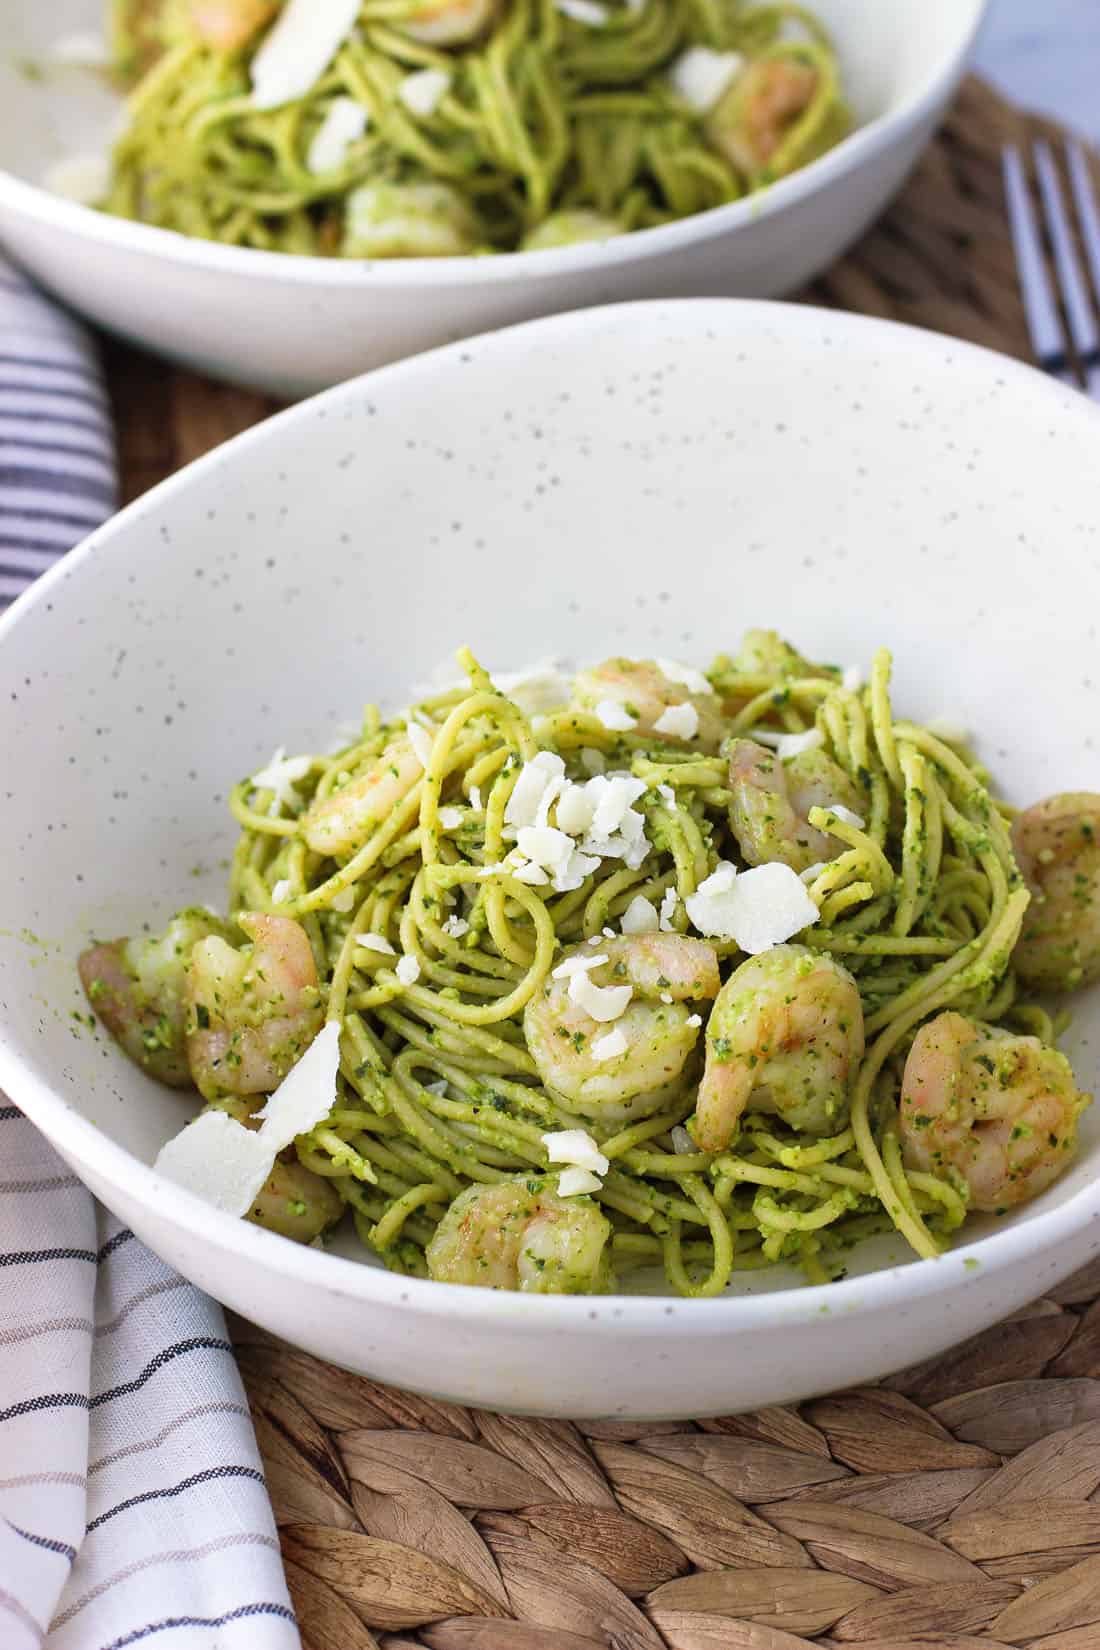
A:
558 1167 603 1197
671 1125 695 1155
407 721 435 770
330 887 356 912
568 968 632 1022
397 67 452 118
666 46 744 112
357 933 396 955
621 895 659 935
655 657 715 697
653 702 699 741
826 804 866 830
580 747 607 775
443 915 469 938
270 879 292 905
753 727 824 760
591 1026 629 1062
396 955 421 986
438 806 464 829
659 887 680 931
553 952 608 979
307 95 368 173
594 700 637 732
842 665 864 693
686 1013 703 1028
542 1128 610 1174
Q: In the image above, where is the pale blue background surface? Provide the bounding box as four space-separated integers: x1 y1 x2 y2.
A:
976 0 1099 140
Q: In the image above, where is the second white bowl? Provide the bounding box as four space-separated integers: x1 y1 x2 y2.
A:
0 0 987 396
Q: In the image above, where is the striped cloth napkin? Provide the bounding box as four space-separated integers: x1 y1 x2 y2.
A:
0 254 301 1650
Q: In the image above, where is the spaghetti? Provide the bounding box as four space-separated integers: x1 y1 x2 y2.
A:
167 638 1084 1294
101 0 850 254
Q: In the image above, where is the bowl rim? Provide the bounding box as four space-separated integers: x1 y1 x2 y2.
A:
0 0 990 291
1 294 1099 1332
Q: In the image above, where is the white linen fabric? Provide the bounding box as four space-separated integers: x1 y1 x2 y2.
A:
0 252 301 1650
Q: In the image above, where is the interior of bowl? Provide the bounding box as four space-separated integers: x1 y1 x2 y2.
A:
1 298 1096 1302
0 0 987 266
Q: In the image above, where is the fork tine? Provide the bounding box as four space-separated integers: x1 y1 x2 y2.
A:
1034 141 1100 400
1002 145 1076 389
1066 140 1100 382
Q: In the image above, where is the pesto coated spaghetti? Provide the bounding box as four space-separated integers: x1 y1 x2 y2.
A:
79 634 1096 1297
100 0 850 255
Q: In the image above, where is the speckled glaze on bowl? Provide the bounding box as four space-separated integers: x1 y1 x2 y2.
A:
1 300 1098 1418
0 0 988 395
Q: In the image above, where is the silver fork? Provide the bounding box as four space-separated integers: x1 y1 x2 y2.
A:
1002 139 1100 399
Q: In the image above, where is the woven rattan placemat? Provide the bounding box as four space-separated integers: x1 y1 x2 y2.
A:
103 75 1100 1650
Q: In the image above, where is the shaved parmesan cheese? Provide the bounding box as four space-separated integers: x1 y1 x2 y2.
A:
493 666 573 717
510 858 550 886
842 665 864 693
407 721 435 769
256 1021 341 1152
555 784 596 837
44 151 111 205
396 955 421 986
621 895 659 935
155 1110 273 1216
655 657 715 697
307 95 368 173
659 887 679 931
687 861 818 954
554 0 609 23
671 1125 695 1154
553 952 608 979
330 887 356 912
657 784 676 805
826 803 866 830
580 747 606 775
660 992 673 1004
568 968 632 1022
542 1128 610 1174
589 774 647 838
654 702 699 740
667 45 744 111
398 67 452 118
251 0 360 110
51 31 112 67
517 825 575 875
252 747 311 794
443 915 469 938
554 846 601 892
558 1166 603 1197
592 1026 629 1062
594 700 636 732
753 727 824 760
800 861 829 883
469 786 483 810
504 751 566 831
686 1013 703 1028
438 806 464 829
698 862 736 896
357 933 395 955
270 879 292 905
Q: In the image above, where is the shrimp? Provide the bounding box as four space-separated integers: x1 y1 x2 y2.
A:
694 944 863 1151
899 1011 1089 1210
79 909 232 1087
302 737 422 858
572 658 725 752
727 738 865 874
425 1176 612 1292
208 1095 344 1243
189 0 273 50
186 912 324 1100
401 0 496 44
708 56 820 179
1012 792 1100 993
524 934 720 1122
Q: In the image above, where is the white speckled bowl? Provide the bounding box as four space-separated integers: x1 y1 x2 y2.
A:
0 0 988 396
1 300 1098 1419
